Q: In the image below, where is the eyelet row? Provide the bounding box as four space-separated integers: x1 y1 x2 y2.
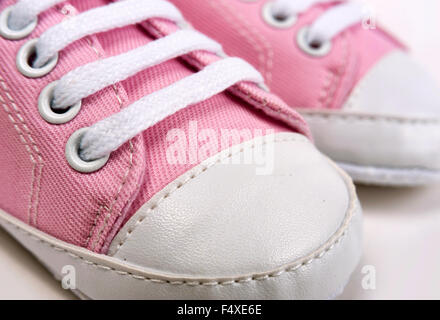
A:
259 1 332 57
1 5 108 173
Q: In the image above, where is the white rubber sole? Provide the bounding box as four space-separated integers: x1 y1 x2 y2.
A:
339 162 440 187
0 199 362 299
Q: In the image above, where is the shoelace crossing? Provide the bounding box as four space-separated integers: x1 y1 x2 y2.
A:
270 0 364 45
6 0 264 161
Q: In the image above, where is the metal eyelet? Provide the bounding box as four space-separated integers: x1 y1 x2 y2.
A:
262 1 297 29
38 81 81 124
65 128 110 173
0 6 37 40
296 26 332 57
16 39 58 78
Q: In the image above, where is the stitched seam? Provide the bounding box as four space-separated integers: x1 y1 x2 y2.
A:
214 0 274 85
9 96 45 226
232 86 308 134
328 34 349 108
227 0 274 84
83 37 135 252
54 5 112 249
112 135 343 259
331 33 350 108
0 75 44 227
319 33 350 109
318 71 334 109
343 36 364 112
84 205 105 248
0 150 357 287
301 112 440 125
208 0 265 75
0 100 36 224
91 138 134 252
114 136 302 251
1 213 353 286
339 161 440 173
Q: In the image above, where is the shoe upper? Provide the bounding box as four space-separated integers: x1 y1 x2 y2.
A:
170 0 440 175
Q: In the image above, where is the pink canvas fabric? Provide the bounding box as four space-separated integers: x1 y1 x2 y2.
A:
169 0 405 110
0 0 309 253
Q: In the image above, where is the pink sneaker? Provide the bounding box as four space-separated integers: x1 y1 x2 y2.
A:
170 0 440 186
0 0 361 299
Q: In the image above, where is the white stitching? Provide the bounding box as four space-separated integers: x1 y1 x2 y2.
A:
301 111 440 125
84 205 105 248
1 213 352 287
90 139 134 252
82 35 136 253
319 32 350 109
114 136 306 251
0 75 44 227
211 0 274 85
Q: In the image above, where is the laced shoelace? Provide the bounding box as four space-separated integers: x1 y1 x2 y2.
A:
6 0 264 162
270 0 364 45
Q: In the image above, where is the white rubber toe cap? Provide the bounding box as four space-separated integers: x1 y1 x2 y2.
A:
107 132 362 299
344 50 440 118
301 51 440 183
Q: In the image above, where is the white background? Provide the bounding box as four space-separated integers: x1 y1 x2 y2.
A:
0 0 440 299
339 0 440 299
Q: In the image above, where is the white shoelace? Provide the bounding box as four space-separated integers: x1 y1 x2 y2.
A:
271 0 364 45
7 0 264 161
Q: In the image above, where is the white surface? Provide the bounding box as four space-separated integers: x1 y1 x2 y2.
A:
0 0 439 299
365 0 440 87
343 50 440 117
0 227 74 299
340 185 440 299
341 0 440 299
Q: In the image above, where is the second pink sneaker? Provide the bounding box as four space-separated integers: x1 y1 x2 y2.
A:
171 0 440 186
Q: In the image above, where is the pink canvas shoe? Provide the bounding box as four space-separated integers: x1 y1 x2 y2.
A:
0 0 362 299
170 0 440 186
